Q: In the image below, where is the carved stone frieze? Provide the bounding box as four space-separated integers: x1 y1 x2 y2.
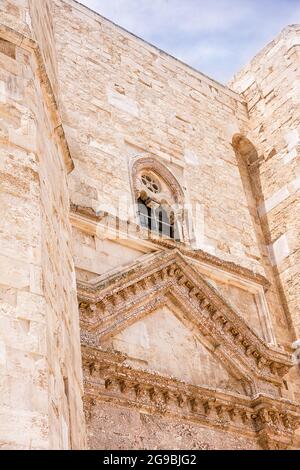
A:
77 232 298 449
71 202 270 289
131 156 185 204
82 346 300 450
78 249 293 390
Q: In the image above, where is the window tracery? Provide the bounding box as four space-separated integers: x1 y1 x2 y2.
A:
132 157 186 242
141 174 160 194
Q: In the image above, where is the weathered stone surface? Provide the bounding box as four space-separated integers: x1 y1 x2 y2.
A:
86 401 261 450
0 0 300 451
0 0 85 450
230 25 300 340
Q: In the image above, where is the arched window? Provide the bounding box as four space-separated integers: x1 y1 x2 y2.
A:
137 197 178 239
137 197 156 231
156 205 174 239
132 158 185 242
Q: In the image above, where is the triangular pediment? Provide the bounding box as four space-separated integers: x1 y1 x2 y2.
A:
78 249 293 392
201 275 264 340
102 304 248 395
79 248 300 449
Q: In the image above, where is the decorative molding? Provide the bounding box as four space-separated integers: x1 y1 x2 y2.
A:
78 249 293 393
186 256 276 345
153 238 270 290
0 24 74 174
82 346 300 450
131 156 185 204
70 203 270 289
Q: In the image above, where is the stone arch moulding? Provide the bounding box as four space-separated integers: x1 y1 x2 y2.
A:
131 156 185 205
232 133 259 165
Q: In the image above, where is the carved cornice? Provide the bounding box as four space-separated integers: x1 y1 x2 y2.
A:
82 346 300 450
78 249 293 388
151 239 270 290
0 24 74 174
70 203 269 289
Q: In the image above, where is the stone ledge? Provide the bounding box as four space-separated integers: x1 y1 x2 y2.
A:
82 345 300 450
70 203 270 290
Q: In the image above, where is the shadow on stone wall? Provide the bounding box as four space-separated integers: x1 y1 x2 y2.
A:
232 134 295 342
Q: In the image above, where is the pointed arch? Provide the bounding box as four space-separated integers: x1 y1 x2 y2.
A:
131 156 187 241
232 134 258 165
131 156 185 204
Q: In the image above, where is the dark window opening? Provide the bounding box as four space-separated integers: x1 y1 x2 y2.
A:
156 206 174 239
138 198 179 240
137 198 156 231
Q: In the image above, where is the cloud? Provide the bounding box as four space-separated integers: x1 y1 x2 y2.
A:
174 41 232 69
79 0 300 83
81 0 252 36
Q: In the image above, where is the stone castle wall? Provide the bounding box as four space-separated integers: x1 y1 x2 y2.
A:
230 26 300 342
0 0 85 449
87 402 260 450
52 0 261 272
50 0 296 348
0 0 299 450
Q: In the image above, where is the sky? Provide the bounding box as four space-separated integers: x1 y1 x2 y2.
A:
79 0 300 84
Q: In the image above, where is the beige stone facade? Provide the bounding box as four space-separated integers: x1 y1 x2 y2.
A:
0 0 299 450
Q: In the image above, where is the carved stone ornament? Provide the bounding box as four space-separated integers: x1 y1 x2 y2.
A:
82 346 300 450
70 203 270 289
78 248 300 449
131 156 185 205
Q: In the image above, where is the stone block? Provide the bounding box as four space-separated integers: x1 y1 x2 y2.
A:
268 234 290 266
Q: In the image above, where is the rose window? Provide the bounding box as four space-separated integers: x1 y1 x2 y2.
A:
141 174 160 194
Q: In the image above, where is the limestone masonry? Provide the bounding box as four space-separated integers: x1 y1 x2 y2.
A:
0 0 300 450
